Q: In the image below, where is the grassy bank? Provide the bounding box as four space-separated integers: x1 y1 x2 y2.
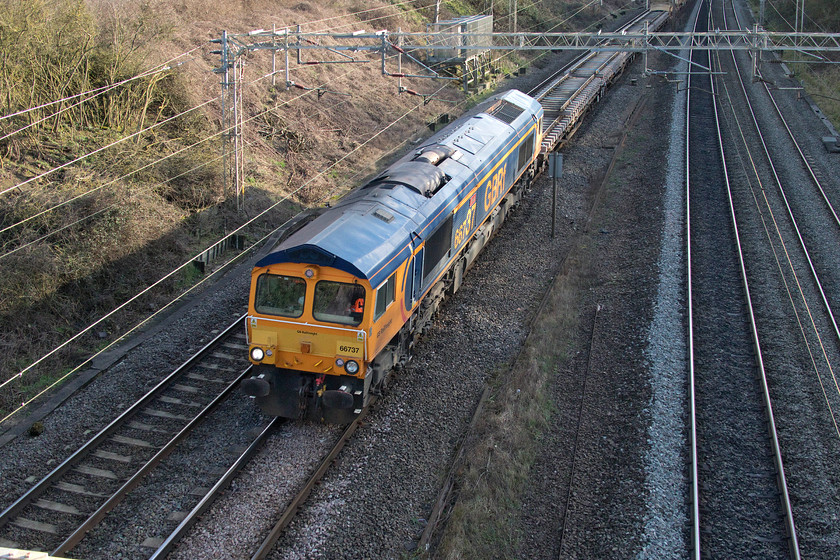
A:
747 0 840 129
434 250 592 558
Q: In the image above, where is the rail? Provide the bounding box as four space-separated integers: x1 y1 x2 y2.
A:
149 417 283 559
0 318 252 555
249 396 377 560
686 0 800 556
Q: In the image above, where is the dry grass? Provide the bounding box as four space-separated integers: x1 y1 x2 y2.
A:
0 0 467 416
794 64 840 131
434 254 592 559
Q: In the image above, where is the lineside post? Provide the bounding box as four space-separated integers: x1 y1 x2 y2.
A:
285 28 291 87
549 152 563 238
272 24 277 87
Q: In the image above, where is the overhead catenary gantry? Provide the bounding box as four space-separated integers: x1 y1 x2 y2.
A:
211 21 840 206
214 24 840 109
218 26 840 69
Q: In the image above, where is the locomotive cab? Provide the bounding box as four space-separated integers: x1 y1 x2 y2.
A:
242 262 374 423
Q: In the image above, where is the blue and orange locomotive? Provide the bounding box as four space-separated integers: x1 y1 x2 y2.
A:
242 89 543 422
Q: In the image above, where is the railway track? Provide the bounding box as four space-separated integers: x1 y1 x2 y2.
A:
148 416 282 559
720 1 840 351
529 10 670 154
696 0 840 557
153 14 673 558
1 8 699 558
248 400 374 560
686 1 798 558
0 318 259 556
169 14 674 558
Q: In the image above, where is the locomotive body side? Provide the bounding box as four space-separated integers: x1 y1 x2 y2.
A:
242 90 544 422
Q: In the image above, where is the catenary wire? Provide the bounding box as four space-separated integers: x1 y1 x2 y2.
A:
0 46 410 242
0 44 207 141
1 0 624 401
0 77 452 421
0 50 447 390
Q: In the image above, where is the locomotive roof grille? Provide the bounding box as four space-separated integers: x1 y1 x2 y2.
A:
365 161 448 197
486 100 524 124
372 208 395 223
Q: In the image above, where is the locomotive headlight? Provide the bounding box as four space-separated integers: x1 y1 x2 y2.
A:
335 358 345 367
250 347 265 362
344 360 359 374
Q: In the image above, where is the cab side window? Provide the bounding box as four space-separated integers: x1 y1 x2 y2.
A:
374 274 396 321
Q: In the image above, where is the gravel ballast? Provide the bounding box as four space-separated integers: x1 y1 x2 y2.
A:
4 1 840 557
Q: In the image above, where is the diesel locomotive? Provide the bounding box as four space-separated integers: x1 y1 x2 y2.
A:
241 89 544 422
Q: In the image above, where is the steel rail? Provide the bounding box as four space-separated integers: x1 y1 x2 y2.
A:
708 30 801 560
235 30 840 54
725 3 840 347
531 10 664 155
526 51 589 98
733 2 840 346
51 364 254 556
0 316 247 534
249 396 377 560
149 416 283 560
416 82 651 557
761 85 840 229
699 1 800 556
685 2 701 556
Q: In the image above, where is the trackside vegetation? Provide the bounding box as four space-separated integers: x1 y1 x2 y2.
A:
433 259 585 558
0 0 635 419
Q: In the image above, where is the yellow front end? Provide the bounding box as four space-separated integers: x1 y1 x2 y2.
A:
241 262 373 422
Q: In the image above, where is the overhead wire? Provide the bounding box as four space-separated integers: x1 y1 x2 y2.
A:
4 0 627 409
712 1 840 437
0 0 500 205
0 44 208 142
0 0 633 246
1 2 455 403
0 41 416 246
0 0 430 226
0 0 468 242
0 151 226 259
0 42 442 390
763 0 835 33
0 71 453 421
281 0 430 33
0 97 218 198
0 45 205 122
0 49 308 237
